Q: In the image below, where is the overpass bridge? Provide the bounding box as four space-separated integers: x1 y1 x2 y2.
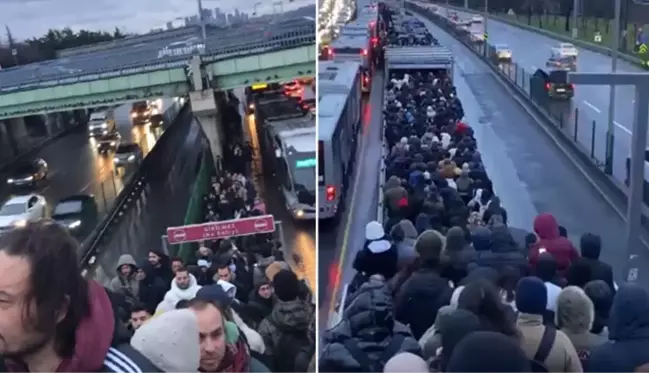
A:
0 18 316 120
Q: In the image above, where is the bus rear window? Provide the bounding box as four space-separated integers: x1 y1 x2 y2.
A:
318 141 325 186
333 47 362 55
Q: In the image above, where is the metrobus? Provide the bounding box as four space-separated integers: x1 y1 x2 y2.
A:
317 60 362 219
256 94 316 220
330 35 373 92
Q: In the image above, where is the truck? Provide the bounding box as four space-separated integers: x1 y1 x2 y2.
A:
256 94 316 220
87 108 116 137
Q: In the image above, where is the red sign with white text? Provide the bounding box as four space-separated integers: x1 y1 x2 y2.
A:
166 215 276 244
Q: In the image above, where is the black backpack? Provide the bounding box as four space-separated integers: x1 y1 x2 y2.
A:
274 329 314 372
530 326 556 372
343 334 406 372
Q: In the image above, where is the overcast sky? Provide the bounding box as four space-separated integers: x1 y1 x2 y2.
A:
0 0 312 40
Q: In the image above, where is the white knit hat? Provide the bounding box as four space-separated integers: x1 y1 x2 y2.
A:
131 309 200 372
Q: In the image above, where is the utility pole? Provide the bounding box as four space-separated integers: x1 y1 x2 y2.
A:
196 0 207 48
570 71 649 284
605 0 622 175
572 0 579 38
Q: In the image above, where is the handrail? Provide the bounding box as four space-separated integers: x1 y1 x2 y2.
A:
79 102 191 275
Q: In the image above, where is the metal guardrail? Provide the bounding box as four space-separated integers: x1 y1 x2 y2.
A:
0 25 316 92
79 102 191 275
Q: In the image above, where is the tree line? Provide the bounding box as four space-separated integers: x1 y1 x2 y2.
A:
0 26 127 68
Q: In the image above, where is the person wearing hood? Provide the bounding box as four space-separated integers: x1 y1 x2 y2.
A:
482 196 508 226
587 283 649 372
583 280 614 336
418 305 456 359
158 266 202 310
258 270 314 372
568 233 615 292
389 219 418 268
395 230 453 340
515 277 582 372
457 278 519 337
131 309 200 372
136 260 167 315
352 221 398 281
441 226 474 285
446 331 531 372
528 213 579 276
148 249 174 287
319 276 422 372
555 286 606 367
109 254 139 300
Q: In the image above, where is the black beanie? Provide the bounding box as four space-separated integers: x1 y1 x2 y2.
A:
272 269 300 302
446 331 530 372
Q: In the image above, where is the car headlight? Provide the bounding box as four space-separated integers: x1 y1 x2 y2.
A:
13 220 27 227
68 220 81 229
128 155 136 161
113 158 119 163
7 178 14 183
25 176 33 181
100 123 108 128
110 142 116 146
295 209 304 217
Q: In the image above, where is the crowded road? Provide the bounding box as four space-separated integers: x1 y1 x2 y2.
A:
436 5 644 183
240 90 316 292
0 99 172 227
321 11 649 327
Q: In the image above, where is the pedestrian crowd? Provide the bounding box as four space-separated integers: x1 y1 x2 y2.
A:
319 9 648 373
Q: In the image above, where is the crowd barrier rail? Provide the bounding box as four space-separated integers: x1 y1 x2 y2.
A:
80 101 190 277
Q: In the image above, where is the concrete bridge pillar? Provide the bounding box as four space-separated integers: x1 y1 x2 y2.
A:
190 89 224 170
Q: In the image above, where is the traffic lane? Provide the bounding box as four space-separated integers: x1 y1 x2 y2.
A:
320 71 385 329
90 118 203 284
438 7 639 134
246 112 317 290
424 15 649 287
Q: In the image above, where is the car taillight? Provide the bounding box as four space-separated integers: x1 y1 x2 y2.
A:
570 83 575 90
362 49 368 56
326 186 336 201
545 83 551 90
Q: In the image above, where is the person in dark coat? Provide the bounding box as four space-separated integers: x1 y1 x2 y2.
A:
319 276 422 372
246 280 276 329
137 261 167 315
588 283 649 371
395 230 453 340
441 226 475 285
352 221 398 281
147 249 173 288
568 233 615 292
446 331 531 372
584 280 614 336
469 226 526 275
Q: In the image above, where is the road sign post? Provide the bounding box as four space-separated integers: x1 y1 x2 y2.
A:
162 215 287 255
569 71 649 284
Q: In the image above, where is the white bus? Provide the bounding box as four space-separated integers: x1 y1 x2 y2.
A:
318 61 362 219
256 95 316 220
330 34 373 92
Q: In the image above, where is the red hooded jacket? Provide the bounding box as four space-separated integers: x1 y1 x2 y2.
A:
528 213 580 275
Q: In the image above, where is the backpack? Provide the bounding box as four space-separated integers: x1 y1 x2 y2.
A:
343 334 406 371
530 326 556 372
274 328 313 372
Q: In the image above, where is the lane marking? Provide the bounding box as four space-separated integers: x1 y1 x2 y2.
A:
583 100 601 113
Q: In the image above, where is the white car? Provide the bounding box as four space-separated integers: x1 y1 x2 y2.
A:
495 44 512 60
552 43 579 58
471 32 485 42
472 15 484 23
0 194 47 232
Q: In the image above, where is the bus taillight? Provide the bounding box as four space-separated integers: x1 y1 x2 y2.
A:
326 186 336 201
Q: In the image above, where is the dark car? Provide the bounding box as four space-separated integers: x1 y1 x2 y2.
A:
6 158 48 187
96 130 121 153
531 68 574 100
51 195 98 238
130 101 151 125
546 55 577 71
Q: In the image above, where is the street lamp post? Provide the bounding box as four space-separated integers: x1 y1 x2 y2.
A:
569 71 649 284
197 0 207 47
605 0 622 175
